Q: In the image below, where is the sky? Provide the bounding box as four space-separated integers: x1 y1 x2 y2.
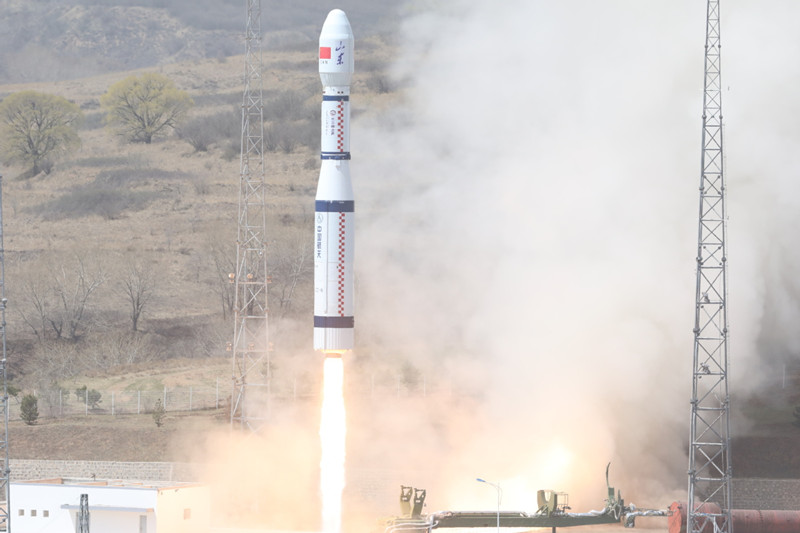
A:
346 0 800 514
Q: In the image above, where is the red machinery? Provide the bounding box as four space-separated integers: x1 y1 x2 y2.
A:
669 502 800 533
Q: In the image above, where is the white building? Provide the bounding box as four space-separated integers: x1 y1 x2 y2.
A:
10 478 210 533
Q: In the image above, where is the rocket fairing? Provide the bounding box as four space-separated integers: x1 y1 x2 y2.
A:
314 9 355 355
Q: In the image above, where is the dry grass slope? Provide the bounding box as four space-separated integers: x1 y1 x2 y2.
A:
0 39 399 462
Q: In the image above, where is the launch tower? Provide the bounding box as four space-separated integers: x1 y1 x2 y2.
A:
688 1 732 533
0 177 10 530
231 0 270 430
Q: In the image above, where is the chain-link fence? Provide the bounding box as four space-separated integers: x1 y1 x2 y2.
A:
10 373 444 421
12 384 224 420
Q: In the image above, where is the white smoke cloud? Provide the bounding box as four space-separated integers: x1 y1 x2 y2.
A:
347 0 800 515
725 1 800 372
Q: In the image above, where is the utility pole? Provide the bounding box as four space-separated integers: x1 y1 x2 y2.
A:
231 0 270 430
0 176 10 531
688 1 732 533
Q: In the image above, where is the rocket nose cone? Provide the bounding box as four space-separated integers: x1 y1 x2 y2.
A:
321 9 353 40
319 8 354 83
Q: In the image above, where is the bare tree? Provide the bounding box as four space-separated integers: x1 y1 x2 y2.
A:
83 331 157 369
207 231 236 319
52 257 106 340
23 340 83 394
17 279 51 341
121 264 154 332
17 254 106 340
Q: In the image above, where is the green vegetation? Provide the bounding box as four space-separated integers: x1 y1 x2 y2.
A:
20 394 39 425
101 73 193 144
0 91 83 175
152 398 166 427
75 386 103 409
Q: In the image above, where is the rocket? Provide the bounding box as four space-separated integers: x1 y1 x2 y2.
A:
314 9 354 356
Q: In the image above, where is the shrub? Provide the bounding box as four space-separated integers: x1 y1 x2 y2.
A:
178 110 239 152
152 398 166 427
87 389 102 409
35 187 162 221
264 121 315 154
20 394 39 425
74 385 102 409
264 88 314 122
80 111 105 131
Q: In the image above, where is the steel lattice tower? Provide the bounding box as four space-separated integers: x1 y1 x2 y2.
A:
231 0 270 430
0 176 10 531
688 1 732 533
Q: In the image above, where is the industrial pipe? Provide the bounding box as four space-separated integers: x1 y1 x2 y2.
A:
669 501 800 533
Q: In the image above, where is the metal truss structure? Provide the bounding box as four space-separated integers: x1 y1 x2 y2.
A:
688 1 733 532
0 176 10 531
231 0 271 430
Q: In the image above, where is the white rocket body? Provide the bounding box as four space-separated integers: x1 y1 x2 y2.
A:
315 9 354 354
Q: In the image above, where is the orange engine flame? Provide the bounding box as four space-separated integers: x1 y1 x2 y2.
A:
320 356 346 533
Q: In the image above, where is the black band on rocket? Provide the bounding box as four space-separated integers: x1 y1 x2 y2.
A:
321 152 351 160
315 316 355 328
316 200 354 212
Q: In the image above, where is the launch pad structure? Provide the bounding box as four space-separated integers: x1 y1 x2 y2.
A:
384 469 667 533
230 0 271 431
688 1 733 533
0 176 10 531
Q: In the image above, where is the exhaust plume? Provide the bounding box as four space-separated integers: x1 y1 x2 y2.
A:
347 0 800 514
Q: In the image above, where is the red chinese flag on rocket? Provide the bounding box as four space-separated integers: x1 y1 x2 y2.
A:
320 47 331 59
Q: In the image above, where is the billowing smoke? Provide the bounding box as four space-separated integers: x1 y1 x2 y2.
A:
725 1 800 369
346 0 800 518
189 2 800 529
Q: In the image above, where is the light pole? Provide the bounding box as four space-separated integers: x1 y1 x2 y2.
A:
476 478 501 533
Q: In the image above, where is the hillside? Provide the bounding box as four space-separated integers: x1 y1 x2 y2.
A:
9 410 225 463
0 30 399 399
0 0 401 83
